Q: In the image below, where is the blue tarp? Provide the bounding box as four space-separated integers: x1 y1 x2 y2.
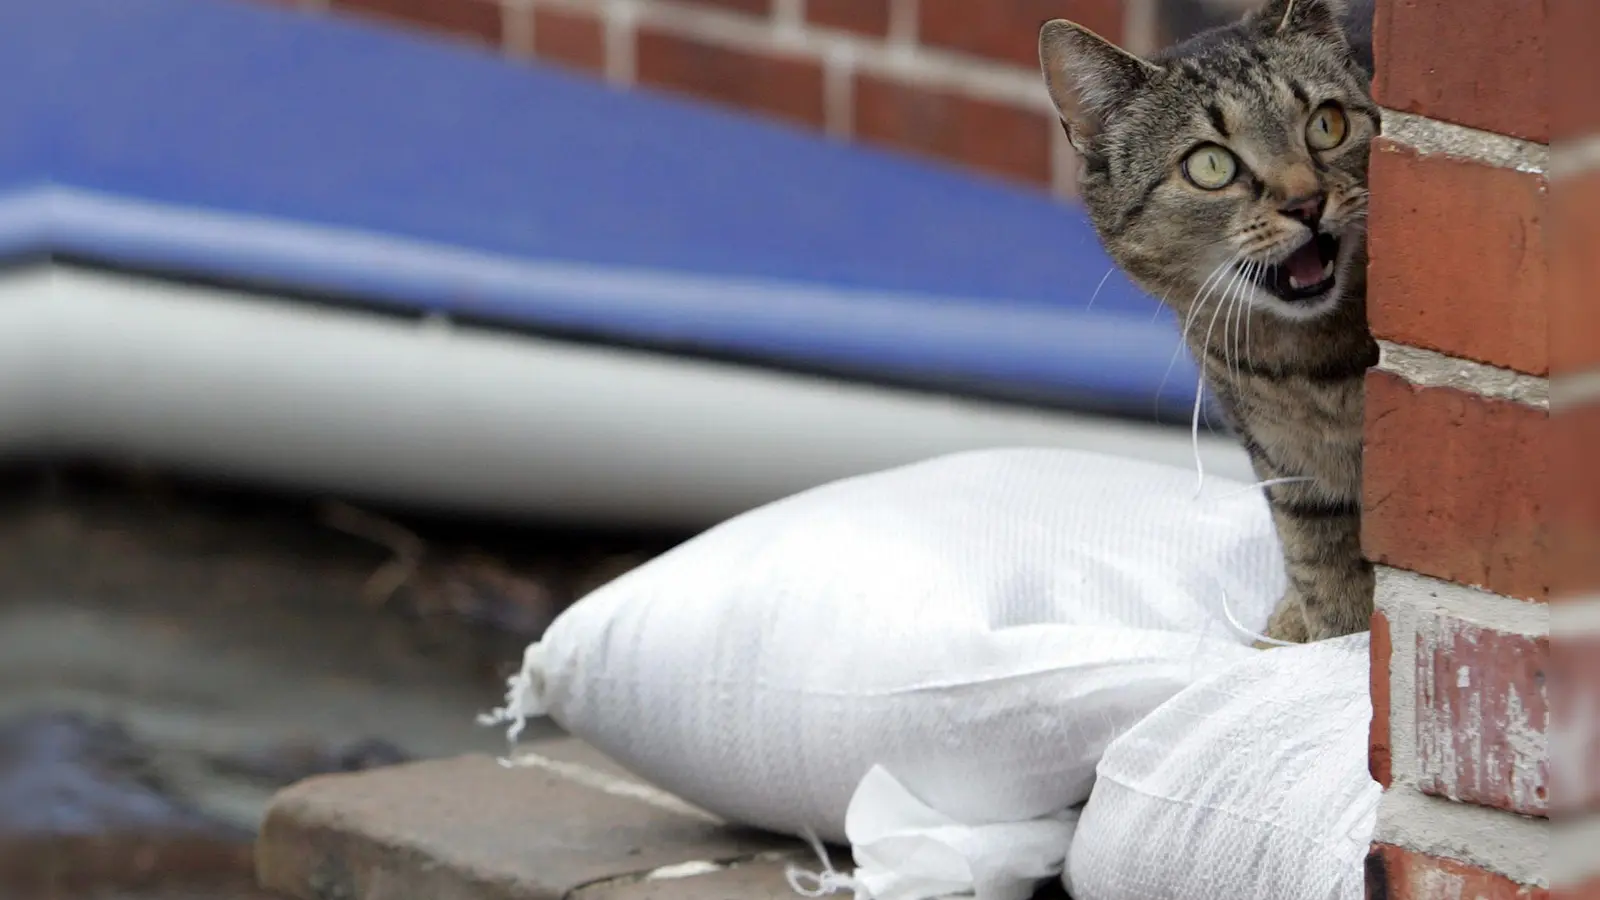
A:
0 0 1202 418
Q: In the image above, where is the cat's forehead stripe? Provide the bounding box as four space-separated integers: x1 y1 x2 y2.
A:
1206 103 1231 138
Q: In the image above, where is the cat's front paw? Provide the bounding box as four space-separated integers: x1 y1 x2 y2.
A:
1262 595 1310 645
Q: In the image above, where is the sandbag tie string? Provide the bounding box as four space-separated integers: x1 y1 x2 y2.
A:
784 827 867 899
475 640 551 744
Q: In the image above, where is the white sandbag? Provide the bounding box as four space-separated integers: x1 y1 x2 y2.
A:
485 448 1285 884
1068 633 1380 900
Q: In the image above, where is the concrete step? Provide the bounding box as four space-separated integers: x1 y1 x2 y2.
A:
256 737 830 900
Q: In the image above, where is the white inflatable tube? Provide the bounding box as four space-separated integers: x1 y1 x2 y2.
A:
0 267 1255 528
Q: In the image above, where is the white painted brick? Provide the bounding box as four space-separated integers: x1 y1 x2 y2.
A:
1378 567 1551 793
1377 568 1556 882
1413 609 1548 816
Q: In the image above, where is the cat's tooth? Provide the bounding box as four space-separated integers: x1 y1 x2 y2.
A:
1320 260 1335 279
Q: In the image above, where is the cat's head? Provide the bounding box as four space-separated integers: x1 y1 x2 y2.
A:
1039 0 1378 326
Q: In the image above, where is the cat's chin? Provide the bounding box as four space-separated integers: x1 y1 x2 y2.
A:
1249 284 1345 323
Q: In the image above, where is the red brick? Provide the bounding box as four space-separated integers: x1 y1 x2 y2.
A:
634 30 826 130
1415 612 1549 816
1372 610 1394 788
328 0 502 46
1368 845 1549 900
917 0 1124 68
1554 403 1600 597
677 0 773 16
806 0 891 37
852 74 1054 186
1551 172 1600 375
531 6 605 74
1372 0 1547 143
1363 371 1550 602
1549 0 1600 140
1367 137 1549 376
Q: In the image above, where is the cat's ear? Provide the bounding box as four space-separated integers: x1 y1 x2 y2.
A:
1251 0 1348 44
1039 20 1160 154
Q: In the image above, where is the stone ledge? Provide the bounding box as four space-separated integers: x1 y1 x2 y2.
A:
255 737 819 900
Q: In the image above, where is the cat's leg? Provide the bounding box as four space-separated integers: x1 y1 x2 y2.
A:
1301 553 1375 640
1268 498 1374 641
1260 590 1310 646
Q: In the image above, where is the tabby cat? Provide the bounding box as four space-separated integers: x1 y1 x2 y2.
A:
1038 0 1380 643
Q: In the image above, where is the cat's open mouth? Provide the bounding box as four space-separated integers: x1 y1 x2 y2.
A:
1250 233 1340 302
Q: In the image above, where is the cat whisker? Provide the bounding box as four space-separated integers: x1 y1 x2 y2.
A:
1243 263 1257 384
1150 293 1172 324
1220 270 1239 385
1231 264 1253 385
1157 253 1239 424
1185 246 1249 493
1241 262 1254 381
1238 299 1249 386
1181 253 1241 344
1199 261 1246 387
1221 260 1253 386
1224 265 1244 386
1181 255 1243 396
1085 266 1115 311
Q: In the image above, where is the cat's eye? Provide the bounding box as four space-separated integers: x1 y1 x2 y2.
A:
1306 103 1349 151
1181 144 1238 190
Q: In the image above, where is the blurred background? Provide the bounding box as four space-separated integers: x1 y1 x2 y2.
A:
1 0 1260 896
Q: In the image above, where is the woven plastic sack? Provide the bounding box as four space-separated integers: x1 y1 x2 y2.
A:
485 448 1286 896
1068 633 1379 900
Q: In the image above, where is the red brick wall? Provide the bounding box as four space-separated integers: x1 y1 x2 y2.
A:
1364 0 1595 896
264 0 1208 193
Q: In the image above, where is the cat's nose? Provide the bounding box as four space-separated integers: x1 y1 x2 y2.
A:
1279 192 1327 227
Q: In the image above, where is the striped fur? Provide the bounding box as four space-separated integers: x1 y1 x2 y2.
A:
1040 0 1379 642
